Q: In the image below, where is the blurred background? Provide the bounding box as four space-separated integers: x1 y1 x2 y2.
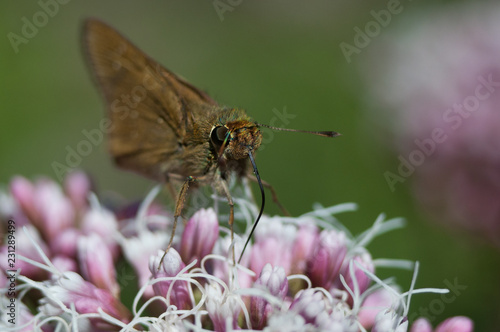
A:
1 0 499 330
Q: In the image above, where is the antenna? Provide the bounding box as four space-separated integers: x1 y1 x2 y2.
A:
257 123 340 138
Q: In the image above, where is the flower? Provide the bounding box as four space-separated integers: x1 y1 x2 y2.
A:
250 264 288 329
11 176 74 242
340 250 375 306
410 318 433 332
0 173 473 330
39 272 131 330
250 215 297 275
434 316 474 332
78 233 120 297
372 309 408 332
288 288 357 331
363 2 500 246
179 208 219 267
409 316 474 332
290 223 318 274
64 171 92 212
149 249 191 311
306 229 347 289
205 282 241 332
358 288 400 328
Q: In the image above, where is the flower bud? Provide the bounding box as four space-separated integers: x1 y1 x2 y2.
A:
78 234 120 297
180 208 219 267
250 264 288 329
435 316 473 332
306 229 347 289
149 249 191 310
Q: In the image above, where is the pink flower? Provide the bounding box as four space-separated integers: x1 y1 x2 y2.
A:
250 264 289 329
409 316 474 332
9 176 36 221
0 225 49 280
10 177 74 242
291 223 318 274
289 289 321 324
205 282 241 332
120 230 169 297
0 173 474 330
359 288 399 329
250 216 296 275
288 288 359 330
78 234 120 297
80 206 119 257
435 316 474 332
211 236 253 289
32 179 75 242
372 309 408 332
410 318 433 332
149 249 191 310
340 251 374 305
306 229 347 289
64 171 91 212
39 272 130 330
179 208 219 267
364 2 500 246
52 255 78 273
51 228 81 258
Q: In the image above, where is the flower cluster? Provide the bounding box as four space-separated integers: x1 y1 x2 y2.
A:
0 173 472 331
362 2 500 246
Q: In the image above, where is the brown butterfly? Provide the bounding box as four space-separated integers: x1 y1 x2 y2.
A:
82 18 338 264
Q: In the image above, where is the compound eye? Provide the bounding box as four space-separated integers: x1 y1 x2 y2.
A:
210 126 228 146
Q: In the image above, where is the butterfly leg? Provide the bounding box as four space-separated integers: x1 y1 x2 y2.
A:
246 174 290 216
217 178 236 266
158 175 196 269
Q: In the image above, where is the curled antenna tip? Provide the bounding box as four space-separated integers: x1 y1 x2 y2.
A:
322 131 341 137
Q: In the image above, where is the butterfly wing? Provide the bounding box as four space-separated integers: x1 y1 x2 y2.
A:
83 19 217 181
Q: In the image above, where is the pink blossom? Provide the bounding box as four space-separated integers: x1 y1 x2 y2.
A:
289 288 327 326
64 171 91 211
9 176 36 221
149 249 191 310
32 179 74 242
340 251 375 305
39 272 130 330
205 282 240 332
179 208 219 267
410 318 433 332
435 316 474 332
306 229 347 289
250 216 296 275
364 2 500 245
51 228 81 258
359 288 399 329
250 264 289 329
291 223 318 274
78 234 120 297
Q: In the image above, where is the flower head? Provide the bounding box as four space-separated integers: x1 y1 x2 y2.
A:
363 2 500 245
0 173 473 330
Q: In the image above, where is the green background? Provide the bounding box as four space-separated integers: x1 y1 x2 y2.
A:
1 0 498 330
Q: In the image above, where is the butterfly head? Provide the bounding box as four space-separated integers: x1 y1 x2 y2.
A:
210 119 262 161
